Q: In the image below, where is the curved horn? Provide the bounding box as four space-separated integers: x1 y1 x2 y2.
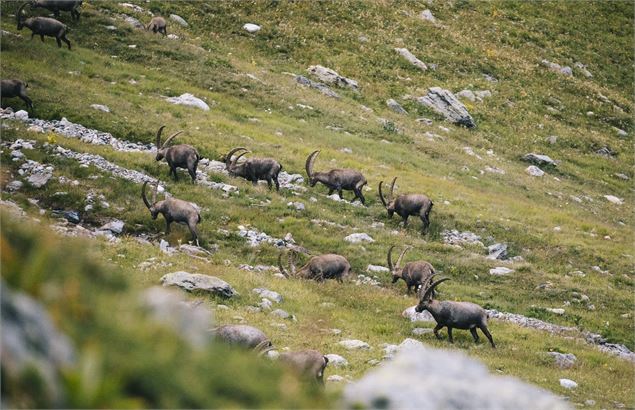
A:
161 130 183 149
289 250 297 275
389 177 397 201
387 245 396 272
378 181 388 208
17 3 28 25
152 181 158 204
155 125 165 148
277 253 289 278
231 150 250 168
420 277 451 302
225 147 248 169
395 246 413 270
305 150 320 179
141 181 152 208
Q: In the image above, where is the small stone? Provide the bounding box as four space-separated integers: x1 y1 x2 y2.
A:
394 48 428 71
523 153 556 167
339 339 370 350
489 267 514 276
584 400 596 406
270 309 293 320
161 271 238 298
526 166 545 177
547 352 576 369
344 233 374 243
386 99 408 115
546 135 558 144
412 328 433 336
402 306 435 322
486 243 508 260
6 180 23 192
287 201 305 211
559 378 577 389
169 14 188 27
419 9 436 22
603 195 623 205
165 93 210 111
243 23 261 33
99 219 124 234
14 110 29 120
367 264 390 273
253 288 283 303
546 308 565 315
325 354 349 367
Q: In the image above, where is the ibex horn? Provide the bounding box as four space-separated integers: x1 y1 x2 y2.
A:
141 181 152 209
389 177 397 201
387 245 396 272
225 147 248 169
420 277 451 302
155 125 166 148
161 130 183 149
395 245 413 270
277 253 289 278
305 150 320 179
378 181 388 208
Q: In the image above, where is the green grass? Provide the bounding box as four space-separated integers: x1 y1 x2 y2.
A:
1 0 633 407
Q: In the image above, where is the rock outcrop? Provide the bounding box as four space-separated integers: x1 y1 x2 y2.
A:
417 87 476 128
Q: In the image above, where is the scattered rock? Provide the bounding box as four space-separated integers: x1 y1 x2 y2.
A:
295 75 340 98
412 327 433 336
121 14 144 29
386 99 408 115
489 267 514 276
160 271 238 298
367 264 389 274
402 306 435 322
546 308 565 315
546 135 558 144
14 110 29 120
417 87 476 128
526 165 545 177
6 180 23 192
165 93 210 111
90 104 110 113
574 62 593 78
354 274 381 287
344 233 374 243
169 14 188 27
119 2 144 12
559 378 577 389
243 23 261 33
595 146 616 157
307 65 358 90
51 210 80 224
419 9 436 22
325 354 349 367
270 309 293 320
487 243 508 260
603 195 623 205
99 219 124 234
167 33 179 40
614 173 629 181
394 47 428 71
287 201 305 211
542 59 573 76
523 153 557 167
441 230 484 247
253 288 283 303
339 339 370 350
547 352 577 369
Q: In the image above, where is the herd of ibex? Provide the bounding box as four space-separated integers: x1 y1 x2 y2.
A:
1 1 498 389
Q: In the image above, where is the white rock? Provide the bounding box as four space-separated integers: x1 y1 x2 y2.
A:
367 264 390 273
344 233 374 243
252 288 283 303
14 110 29 120
99 219 124 234
339 339 370 350
489 267 514 276
526 165 545 177
419 9 436 22
167 34 179 40
307 65 358 90
456 89 476 102
166 93 210 111
402 306 435 322
523 153 556 166
559 378 577 389
90 104 110 113
169 14 188 27
394 47 427 71
412 328 433 336
603 195 623 205
243 23 261 33
546 308 565 315
325 354 349 367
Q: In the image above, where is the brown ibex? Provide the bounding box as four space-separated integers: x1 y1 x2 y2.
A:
141 181 201 245
224 147 283 191
305 150 367 204
1 80 33 110
387 245 436 295
146 16 167 35
278 251 351 282
30 0 82 21
212 324 273 353
379 177 433 233
17 3 71 49
155 126 200 183
415 277 496 348
279 350 329 385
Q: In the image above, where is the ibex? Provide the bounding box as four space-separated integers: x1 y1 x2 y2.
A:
305 150 367 204
212 324 273 353
155 126 200 183
387 245 436 295
146 16 167 35
224 147 283 191
379 177 433 233
1 80 33 110
415 277 496 348
30 0 82 21
16 3 71 50
141 181 201 245
279 350 329 385
278 251 351 282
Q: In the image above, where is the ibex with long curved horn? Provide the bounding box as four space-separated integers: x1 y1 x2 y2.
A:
379 177 433 234
30 0 82 21
141 181 201 245
155 126 200 182
278 251 350 282
224 147 282 191
16 2 71 49
146 16 167 35
1 80 33 110
387 245 436 295
415 278 496 348
305 150 367 204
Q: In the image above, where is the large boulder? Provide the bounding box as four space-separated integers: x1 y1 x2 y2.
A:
417 87 476 128
160 271 238 298
307 65 359 90
342 343 570 409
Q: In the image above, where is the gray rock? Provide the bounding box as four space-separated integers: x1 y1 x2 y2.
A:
603 195 623 205
295 75 340 98
141 287 213 348
2 281 75 407
417 87 475 128
287 201 305 211
253 288 283 303
412 327 433 336
169 14 189 27
595 146 615 157
160 271 238 298
547 352 576 369
546 135 558 144
15 109 29 120
270 308 293 320
456 89 476 102
486 243 508 260
52 210 80 224
441 229 484 247
90 104 110 113
386 99 408 115
343 343 569 410
307 65 358 90
325 353 349 367
339 339 370 350
402 306 435 322
394 47 428 71
258 298 272 311
213 324 270 350
367 264 390 274
614 173 629 180
523 153 557 167
99 219 124 234
243 23 261 33
179 244 214 258
165 93 210 111
419 9 436 22
526 165 545 177
559 378 577 389
344 233 374 243
6 180 23 192
574 62 593 78
489 267 514 276
121 14 144 29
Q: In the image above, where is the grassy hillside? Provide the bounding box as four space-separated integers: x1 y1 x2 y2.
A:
1 0 633 408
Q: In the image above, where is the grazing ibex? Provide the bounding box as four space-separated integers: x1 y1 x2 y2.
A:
379 177 433 233
155 126 200 183
146 16 167 35
387 245 436 295
224 147 283 191
30 0 82 21
279 350 329 385
415 277 496 348
278 251 350 282
16 3 71 49
305 150 367 204
212 324 273 353
1 80 33 110
141 181 201 245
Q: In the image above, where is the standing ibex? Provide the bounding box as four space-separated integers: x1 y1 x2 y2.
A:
212 324 273 353
379 177 433 233
16 3 71 49
141 181 201 245
146 16 167 35
387 245 436 295
279 350 329 385
305 150 367 204
415 277 496 348
278 251 351 282
1 80 33 110
155 126 200 183
224 147 283 191
30 0 82 21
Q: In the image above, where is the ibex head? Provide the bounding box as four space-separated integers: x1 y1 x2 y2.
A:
415 277 450 312
378 177 398 217
17 3 29 30
387 245 412 283
305 150 321 187
141 181 160 219
155 125 183 161
224 147 249 175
